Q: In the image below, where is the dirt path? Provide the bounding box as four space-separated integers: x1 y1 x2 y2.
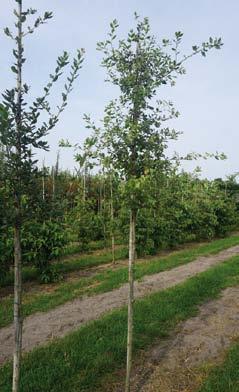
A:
0 245 126 298
127 286 239 392
0 245 176 299
1 245 239 365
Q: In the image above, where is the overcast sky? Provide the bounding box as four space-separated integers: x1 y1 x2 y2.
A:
0 0 238 179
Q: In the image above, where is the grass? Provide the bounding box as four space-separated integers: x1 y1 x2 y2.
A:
1 234 239 328
199 342 239 392
61 239 109 256
61 238 123 257
1 254 239 391
0 245 128 288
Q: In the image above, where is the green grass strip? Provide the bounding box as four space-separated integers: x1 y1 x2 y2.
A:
54 246 127 274
0 246 128 288
199 342 239 392
1 234 239 329
1 254 239 391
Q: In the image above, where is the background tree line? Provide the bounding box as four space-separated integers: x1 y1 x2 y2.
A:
1 156 238 284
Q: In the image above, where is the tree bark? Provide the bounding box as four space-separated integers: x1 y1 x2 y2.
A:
52 167 55 199
12 2 23 391
12 216 23 392
111 232 115 263
125 209 136 392
83 166 86 202
103 170 106 249
125 40 140 392
42 164 45 201
110 173 115 263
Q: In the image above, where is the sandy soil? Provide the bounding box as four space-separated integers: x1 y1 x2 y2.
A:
0 246 125 298
0 245 175 298
128 286 239 392
1 244 239 366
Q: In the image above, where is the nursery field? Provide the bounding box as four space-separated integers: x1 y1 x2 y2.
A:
1 1 239 391
1 233 239 391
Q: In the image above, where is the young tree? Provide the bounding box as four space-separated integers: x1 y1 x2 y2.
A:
110 171 116 262
0 1 84 391
87 14 223 391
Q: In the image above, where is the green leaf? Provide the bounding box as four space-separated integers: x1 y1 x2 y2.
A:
11 66 18 74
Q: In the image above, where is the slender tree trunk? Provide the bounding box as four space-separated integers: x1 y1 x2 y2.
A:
99 174 102 213
83 166 86 202
42 163 45 201
103 174 106 248
55 150 60 176
125 209 136 392
125 41 140 391
12 2 23 391
98 179 101 213
111 231 115 263
12 212 23 392
52 167 55 199
42 176 45 201
110 174 115 263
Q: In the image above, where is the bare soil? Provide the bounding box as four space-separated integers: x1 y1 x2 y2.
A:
128 286 239 392
0 245 175 299
1 245 239 366
0 245 125 298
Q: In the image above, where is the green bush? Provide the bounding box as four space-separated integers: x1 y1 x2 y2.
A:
131 174 239 254
0 227 14 282
21 219 67 280
0 219 67 283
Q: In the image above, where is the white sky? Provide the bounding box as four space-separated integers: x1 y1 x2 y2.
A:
0 0 238 179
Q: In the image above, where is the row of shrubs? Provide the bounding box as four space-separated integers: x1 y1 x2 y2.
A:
1 172 238 285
